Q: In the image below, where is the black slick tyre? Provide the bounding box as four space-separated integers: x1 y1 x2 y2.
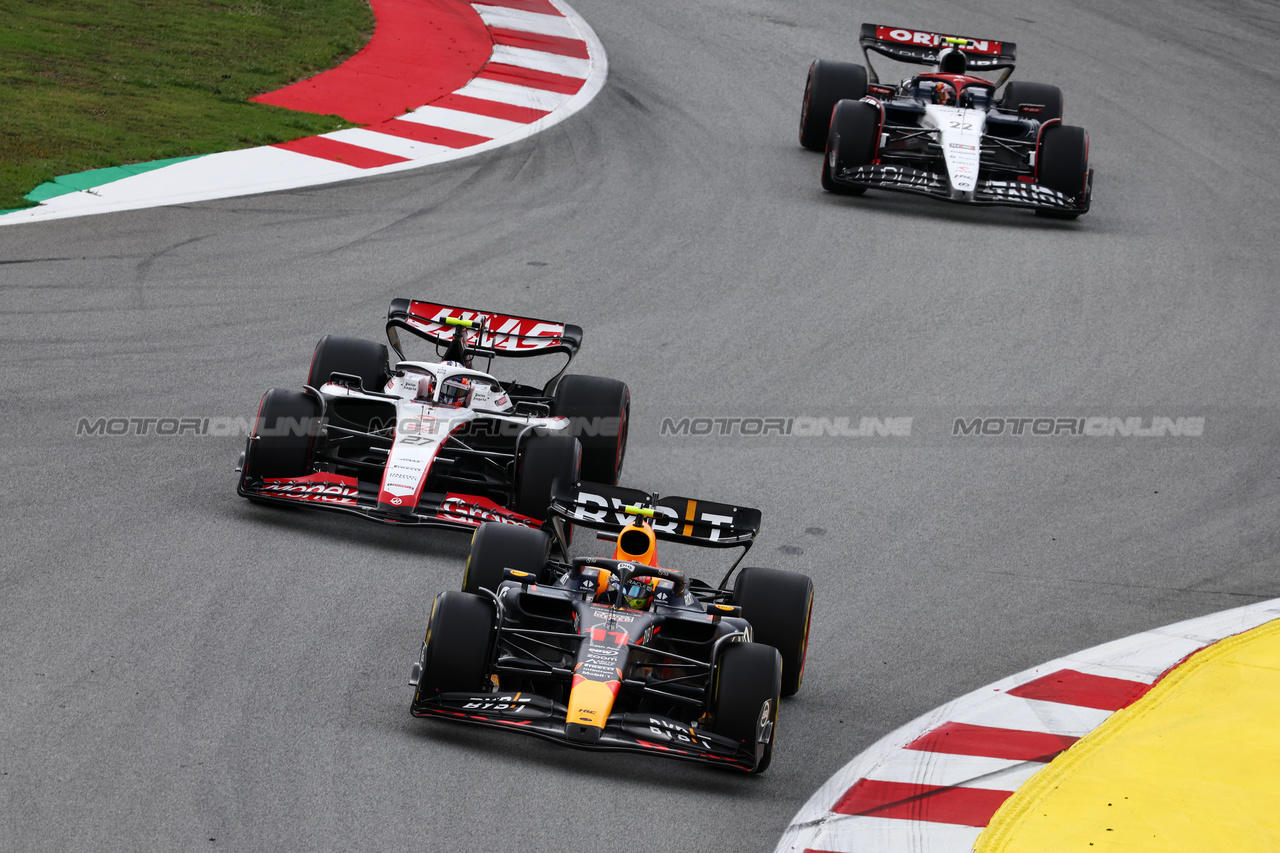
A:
463 521 552 595
1036 124 1089 219
307 335 391 393
1001 81 1064 122
800 60 868 151
515 434 581 521
822 99 878 196
551 375 630 485
733 566 814 696
242 388 321 479
710 642 782 774
415 591 496 700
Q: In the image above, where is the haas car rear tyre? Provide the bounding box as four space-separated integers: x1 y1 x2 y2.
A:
463 521 552 595
822 99 878 195
1036 124 1090 218
242 388 321 480
415 591 496 701
307 334 390 393
551 375 630 485
800 60 868 151
711 642 783 774
1001 81 1063 122
733 566 814 696
515 434 581 521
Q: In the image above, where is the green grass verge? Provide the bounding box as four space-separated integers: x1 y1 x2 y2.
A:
0 0 375 211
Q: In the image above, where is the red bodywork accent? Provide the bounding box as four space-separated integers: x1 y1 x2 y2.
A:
873 26 1004 56
259 473 359 505
404 300 567 353
436 493 541 528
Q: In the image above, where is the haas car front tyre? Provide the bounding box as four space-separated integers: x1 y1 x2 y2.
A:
710 642 783 774
307 334 391 393
515 434 581 521
822 99 878 195
463 521 552 595
241 388 321 481
414 591 496 706
1036 124 1090 219
800 60 868 151
733 566 814 696
551 375 629 485
1001 81 1064 122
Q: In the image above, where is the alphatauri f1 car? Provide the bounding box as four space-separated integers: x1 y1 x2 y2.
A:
800 24 1093 217
410 481 814 773
236 299 629 532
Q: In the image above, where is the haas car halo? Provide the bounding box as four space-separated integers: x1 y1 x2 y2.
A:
236 299 629 531
800 24 1093 217
410 481 814 774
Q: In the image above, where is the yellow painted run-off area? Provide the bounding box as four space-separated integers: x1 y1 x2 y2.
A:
976 619 1280 852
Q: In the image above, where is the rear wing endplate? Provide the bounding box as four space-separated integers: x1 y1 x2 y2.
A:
548 481 762 549
385 298 584 361
859 23 1017 86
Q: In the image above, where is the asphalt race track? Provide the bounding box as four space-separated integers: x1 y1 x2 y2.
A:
2 0 1279 851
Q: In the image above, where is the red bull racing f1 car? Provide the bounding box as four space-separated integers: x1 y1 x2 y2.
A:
409 481 815 773
236 299 630 531
800 24 1093 217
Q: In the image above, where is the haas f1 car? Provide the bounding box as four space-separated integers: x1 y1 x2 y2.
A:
236 299 629 532
410 481 814 774
800 24 1093 217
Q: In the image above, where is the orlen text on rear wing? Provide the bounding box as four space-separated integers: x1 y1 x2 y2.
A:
385 298 584 362
548 480 763 585
859 23 1017 87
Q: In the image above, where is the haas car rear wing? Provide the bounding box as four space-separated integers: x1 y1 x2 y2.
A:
549 480 762 566
860 23 1017 86
385 298 584 362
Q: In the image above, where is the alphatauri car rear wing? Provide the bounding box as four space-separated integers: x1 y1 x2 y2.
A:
859 23 1017 85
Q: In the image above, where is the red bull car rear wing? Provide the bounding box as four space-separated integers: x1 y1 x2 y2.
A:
386 297 584 361
548 480 762 549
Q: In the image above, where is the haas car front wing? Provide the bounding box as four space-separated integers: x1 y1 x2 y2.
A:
409 689 766 772
236 471 542 532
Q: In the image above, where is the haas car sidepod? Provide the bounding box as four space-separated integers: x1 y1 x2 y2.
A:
410 481 815 774
236 299 630 531
800 24 1093 217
